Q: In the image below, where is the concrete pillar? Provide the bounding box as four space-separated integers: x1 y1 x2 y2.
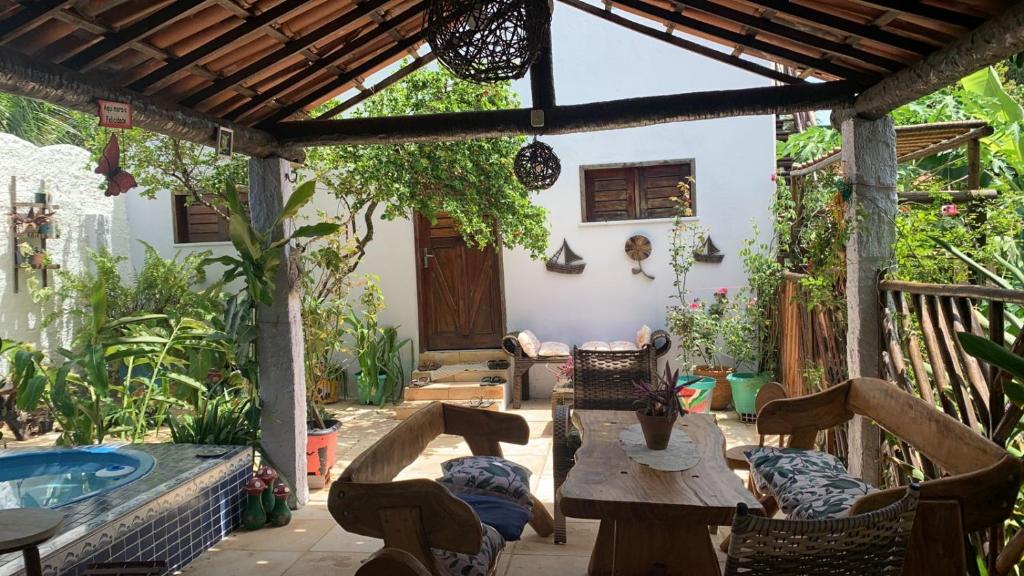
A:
248 155 309 506
839 113 897 486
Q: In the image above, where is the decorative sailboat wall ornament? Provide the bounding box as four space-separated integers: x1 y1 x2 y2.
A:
546 239 585 274
693 235 724 263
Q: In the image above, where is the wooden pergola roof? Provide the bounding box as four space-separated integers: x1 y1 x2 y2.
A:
0 0 1022 159
788 120 996 176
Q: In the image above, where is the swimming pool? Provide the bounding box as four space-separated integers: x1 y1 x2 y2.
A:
0 446 155 509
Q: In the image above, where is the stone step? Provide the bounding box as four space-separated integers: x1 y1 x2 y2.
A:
393 399 501 420
405 381 505 401
418 349 506 367
417 364 509 383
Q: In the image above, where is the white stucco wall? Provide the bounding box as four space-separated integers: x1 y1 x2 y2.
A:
0 134 130 354
124 7 778 398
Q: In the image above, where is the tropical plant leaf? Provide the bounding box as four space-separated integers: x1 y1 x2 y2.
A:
957 332 1024 405
275 179 317 229
931 236 1013 289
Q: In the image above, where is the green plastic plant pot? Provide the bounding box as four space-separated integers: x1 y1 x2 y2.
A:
727 372 769 418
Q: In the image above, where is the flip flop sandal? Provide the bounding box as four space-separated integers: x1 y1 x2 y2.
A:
408 377 430 388
480 377 496 386
468 399 495 409
417 361 441 371
490 377 507 385
487 360 510 370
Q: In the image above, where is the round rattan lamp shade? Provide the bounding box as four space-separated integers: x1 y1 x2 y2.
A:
426 0 552 83
514 139 561 190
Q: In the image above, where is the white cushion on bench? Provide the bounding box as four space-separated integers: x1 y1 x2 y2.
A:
580 341 610 351
609 340 638 351
518 330 541 358
538 341 570 357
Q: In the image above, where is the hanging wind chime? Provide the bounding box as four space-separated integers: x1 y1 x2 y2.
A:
426 0 552 83
514 137 560 190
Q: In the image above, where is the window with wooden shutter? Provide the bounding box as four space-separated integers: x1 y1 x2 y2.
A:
581 161 695 222
172 191 249 244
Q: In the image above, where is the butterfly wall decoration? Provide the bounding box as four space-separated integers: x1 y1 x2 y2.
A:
95 134 138 197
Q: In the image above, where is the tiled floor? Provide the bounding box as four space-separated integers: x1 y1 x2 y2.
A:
181 400 760 576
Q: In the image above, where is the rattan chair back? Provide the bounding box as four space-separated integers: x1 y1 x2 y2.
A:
571 346 655 411
723 484 921 576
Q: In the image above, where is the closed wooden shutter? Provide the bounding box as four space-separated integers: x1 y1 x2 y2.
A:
173 191 249 243
638 162 692 219
582 161 694 222
583 167 636 221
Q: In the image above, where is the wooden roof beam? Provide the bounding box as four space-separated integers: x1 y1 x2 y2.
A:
0 44 300 160
180 0 395 108
856 0 983 29
260 31 425 124
268 80 857 146
64 0 213 72
318 52 436 119
736 0 933 56
223 2 424 122
854 3 1024 119
560 0 801 84
0 0 74 45
648 0 904 71
611 0 876 82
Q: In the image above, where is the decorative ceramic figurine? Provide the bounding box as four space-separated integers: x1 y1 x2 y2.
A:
242 477 267 530
268 484 292 527
257 466 278 516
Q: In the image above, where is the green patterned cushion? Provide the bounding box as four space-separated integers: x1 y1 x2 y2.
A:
438 455 533 510
746 446 877 520
432 523 505 576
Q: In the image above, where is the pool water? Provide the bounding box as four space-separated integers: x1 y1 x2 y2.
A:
0 447 155 509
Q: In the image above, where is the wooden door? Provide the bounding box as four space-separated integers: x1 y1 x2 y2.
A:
415 214 505 351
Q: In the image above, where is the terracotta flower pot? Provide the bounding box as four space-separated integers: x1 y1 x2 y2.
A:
28 253 46 268
635 410 678 450
694 365 733 410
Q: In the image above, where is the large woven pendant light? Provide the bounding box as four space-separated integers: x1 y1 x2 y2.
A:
426 0 552 83
514 137 561 190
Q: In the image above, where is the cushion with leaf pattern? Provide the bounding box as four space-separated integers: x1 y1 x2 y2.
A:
432 522 505 576
745 446 878 520
439 455 533 510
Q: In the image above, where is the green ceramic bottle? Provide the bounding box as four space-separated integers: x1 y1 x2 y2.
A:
242 477 267 530
268 484 292 527
257 466 278 517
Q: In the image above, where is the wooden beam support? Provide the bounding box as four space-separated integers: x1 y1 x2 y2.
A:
559 0 801 84
739 0 933 56
64 0 212 72
0 45 300 160
260 32 425 125
854 3 1024 119
268 80 856 146
180 0 395 108
897 189 998 204
530 27 556 110
129 0 312 93
610 0 876 82
897 125 994 163
224 2 425 122
857 0 983 28
318 52 436 119
636 0 904 71
0 0 74 45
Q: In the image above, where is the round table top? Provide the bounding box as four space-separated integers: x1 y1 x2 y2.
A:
0 509 64 554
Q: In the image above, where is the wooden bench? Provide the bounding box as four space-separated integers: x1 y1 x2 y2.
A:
501 330 671 409
757 377 1023 576
328 402 554 576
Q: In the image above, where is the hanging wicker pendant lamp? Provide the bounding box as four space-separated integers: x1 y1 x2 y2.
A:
426 0 552 83
514 138 561 190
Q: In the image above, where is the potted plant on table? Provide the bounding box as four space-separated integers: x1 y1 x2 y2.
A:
633 366 689 450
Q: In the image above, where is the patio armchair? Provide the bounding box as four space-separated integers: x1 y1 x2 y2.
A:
552 345 657 544
723 484 921 576
328 402 554 576
755 377 1023 576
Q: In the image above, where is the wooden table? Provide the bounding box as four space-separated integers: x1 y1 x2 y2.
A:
559 411 762 576
0 508 64 576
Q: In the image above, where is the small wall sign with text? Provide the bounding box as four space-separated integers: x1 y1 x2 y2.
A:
217 126 234 159
97 100 132 129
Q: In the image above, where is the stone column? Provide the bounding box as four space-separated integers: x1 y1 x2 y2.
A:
248 155 309 507
839 113 897 486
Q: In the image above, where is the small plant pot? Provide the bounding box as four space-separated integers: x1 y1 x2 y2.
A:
34 192 47 204
635 410 678 450
728 372 770 422
306 419 340 487
694 365 733 410
677 375 716 414
28 253 46 268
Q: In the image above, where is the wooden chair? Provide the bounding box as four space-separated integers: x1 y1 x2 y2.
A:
551 345 657 544
755 377 1023 576
328 402 554 576
724 381 788 476
723 484 921 576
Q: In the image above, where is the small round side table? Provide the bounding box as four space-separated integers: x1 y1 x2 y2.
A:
0 508 64 576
